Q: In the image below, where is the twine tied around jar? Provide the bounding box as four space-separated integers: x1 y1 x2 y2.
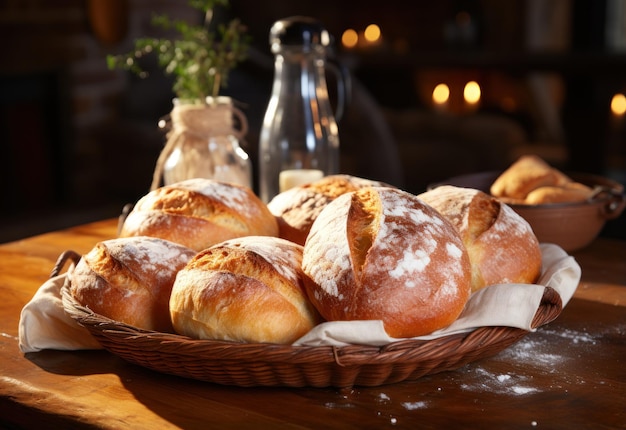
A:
150 98 249 190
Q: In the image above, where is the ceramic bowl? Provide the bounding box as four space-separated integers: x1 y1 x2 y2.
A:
431 171 625 252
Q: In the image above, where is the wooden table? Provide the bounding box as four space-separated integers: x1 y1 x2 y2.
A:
1 219 625 429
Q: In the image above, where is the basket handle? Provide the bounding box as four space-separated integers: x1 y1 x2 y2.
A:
51 250 82 278
600 191 625 220
117 203 134 236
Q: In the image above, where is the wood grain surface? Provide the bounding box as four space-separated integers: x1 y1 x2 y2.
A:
1 219 624 429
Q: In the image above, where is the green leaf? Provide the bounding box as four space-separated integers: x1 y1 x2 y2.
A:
106 0 249 101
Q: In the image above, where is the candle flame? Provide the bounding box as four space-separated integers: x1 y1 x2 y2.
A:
611 93 626 116
432 83 450 105
464 81 481 104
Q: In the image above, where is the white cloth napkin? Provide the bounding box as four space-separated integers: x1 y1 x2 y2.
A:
19 273 102 353
19 243 580 353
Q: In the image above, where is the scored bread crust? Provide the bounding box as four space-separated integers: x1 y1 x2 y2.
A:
419 185 542 292
69 237 197 332
120 179 279 251
267 174 389 245
302 186 472 338
169 236 321 344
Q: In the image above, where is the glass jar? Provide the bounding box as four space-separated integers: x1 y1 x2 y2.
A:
151 96 252 190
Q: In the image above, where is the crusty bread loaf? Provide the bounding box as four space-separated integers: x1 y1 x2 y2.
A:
302 186 472 338
119 178 279 251
69 237 197 332
490 155 593 204
267 174 389 245
419 185 542 292
170 236 321 344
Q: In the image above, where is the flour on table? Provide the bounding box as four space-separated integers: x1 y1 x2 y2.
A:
459 367 539 395
402 401 429 410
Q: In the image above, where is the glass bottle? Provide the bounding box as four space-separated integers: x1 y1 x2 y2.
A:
151 96 252 190
259 16 348 202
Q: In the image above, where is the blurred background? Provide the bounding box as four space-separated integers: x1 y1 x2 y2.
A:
1 0 625 242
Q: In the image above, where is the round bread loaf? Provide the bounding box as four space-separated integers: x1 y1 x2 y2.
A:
418 185 542 292
120 178 279 251
302 186 472 338
267 174 389 245
69 236 197 332
170 236 321 344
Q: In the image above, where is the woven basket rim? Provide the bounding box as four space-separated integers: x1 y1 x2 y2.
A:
57 250 564 387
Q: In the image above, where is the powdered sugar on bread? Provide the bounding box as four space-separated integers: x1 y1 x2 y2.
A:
219 236 304 287
418 185 542 291
70 236 196 332
173 178 262 218
103 237 194 280
120 178 278 251
303 194 353 299
303 187 472 338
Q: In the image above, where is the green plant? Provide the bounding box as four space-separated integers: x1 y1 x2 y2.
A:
107 0 250 102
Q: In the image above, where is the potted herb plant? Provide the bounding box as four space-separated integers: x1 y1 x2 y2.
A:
108 0 253 189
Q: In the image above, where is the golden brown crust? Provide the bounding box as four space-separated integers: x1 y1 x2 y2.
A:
302 187 472 338
419 185 543 292
490 155 593 205
524 183 593 204
69 237 196 332
490 155 566 200
120 179 278 251
169 236 321 344
267 174 390 245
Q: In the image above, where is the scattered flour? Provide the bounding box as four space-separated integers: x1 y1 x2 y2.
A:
459 367 539 395
498 338 564 367
402 401 429 410
539 328 597 345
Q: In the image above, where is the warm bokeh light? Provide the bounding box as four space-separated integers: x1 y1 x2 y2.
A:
364 24 381 43
432 83 450 105
610 93 626 116
341 28 358 49
464 81 481 104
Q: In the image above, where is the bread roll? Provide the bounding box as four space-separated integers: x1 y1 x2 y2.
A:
170 236 321 344
69 237 197 332
490 155 570 200
418 185 542 292
491 155 595 205
267 174 389 245
524 182 592 204
120 178 279 251
302 187 472 338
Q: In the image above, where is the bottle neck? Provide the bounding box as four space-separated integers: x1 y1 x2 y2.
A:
272 48 328 95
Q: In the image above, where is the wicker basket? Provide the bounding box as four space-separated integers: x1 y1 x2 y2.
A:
57 251 563 388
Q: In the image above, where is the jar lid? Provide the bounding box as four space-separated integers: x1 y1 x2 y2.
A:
269 16 330 53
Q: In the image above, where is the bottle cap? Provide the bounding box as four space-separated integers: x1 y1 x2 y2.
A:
269 16 330 53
